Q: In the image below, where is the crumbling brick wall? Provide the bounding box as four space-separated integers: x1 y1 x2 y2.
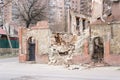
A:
91 23 120 55
90 22 120 65
22 28 51 55
110 23 120 54
19 21 51 63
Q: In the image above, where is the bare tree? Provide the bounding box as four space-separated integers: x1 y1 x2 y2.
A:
13 0 48 28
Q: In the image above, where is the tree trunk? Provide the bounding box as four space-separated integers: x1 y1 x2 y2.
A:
26 21 30 28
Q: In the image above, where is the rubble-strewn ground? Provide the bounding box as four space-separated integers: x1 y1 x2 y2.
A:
49 31 89 65
0 57 120 80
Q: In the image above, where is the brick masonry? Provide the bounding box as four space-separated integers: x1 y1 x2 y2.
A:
19 21 120 65
90 22 120 65
66 22 120 66
19 21 51 63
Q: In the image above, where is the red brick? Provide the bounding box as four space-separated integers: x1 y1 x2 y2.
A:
36 54 49 64
19 54 27 63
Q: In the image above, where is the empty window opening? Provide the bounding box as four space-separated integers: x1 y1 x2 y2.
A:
82 19 86 31
76 17 79 26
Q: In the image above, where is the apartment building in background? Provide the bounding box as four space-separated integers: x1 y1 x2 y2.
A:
48 0 92 32
49 0 65 32
70 0 80 13
0 0 18 37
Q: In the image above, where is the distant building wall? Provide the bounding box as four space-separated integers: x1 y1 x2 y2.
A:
49 0 66 32
3 0 12 24
70 0 80 13
91 0 103 22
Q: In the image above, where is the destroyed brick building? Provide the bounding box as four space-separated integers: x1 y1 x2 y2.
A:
18 0 120 66
90 0 120 65
48 0 92 32
19 21 50 63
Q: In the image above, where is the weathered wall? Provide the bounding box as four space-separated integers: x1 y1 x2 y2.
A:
112 1 120 21
22 28 51 55
90 22 120 65
91 24 110 40
19 21 51 63
91 23 120 55
110 23 120 54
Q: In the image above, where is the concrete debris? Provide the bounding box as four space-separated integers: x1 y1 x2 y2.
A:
49 33 76 65
67 65 86 70
48 27 110 67
49 44 74 65
49 29 90 65
66 62 110 70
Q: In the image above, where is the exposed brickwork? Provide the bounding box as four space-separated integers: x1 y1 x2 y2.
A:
110 25 120 54
71 39 91 64
84 40 89 56
90 23 120 65
19 54 27 63
72 55 91 64
19 21 51 63
36 54 49 64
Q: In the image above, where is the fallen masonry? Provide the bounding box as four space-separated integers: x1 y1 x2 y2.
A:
49 33 76 65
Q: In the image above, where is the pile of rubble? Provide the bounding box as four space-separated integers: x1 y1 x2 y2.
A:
66 61 110 70
49 33 76 65
48 27 90 65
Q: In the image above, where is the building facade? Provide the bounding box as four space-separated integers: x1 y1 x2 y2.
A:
89 0 120 65
49 0 83 32
48 0 65 32
19 21 51 63
18 0 120 66
0 0 18 37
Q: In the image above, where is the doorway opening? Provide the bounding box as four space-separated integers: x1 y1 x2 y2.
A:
92 37 104 63
27 37 36 61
